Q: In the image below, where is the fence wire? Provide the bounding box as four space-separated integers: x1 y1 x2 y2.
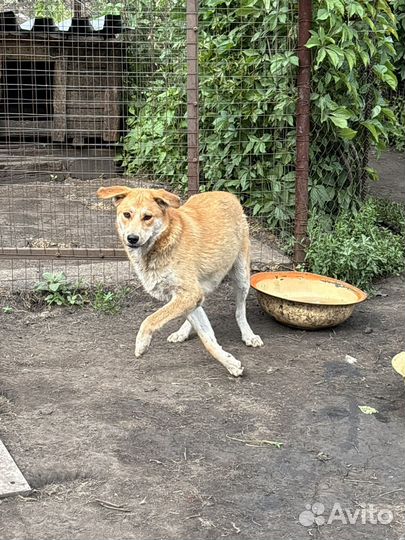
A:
2 1 399 292
0 0 297 291
0 0 175 289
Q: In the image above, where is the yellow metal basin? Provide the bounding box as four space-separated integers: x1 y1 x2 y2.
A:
251 272 367 329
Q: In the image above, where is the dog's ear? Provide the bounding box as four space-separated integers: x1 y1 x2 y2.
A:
153 189 181 210
97 186 132 207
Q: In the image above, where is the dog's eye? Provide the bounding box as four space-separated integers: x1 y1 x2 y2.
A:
123 212 131 219
143 215 153 221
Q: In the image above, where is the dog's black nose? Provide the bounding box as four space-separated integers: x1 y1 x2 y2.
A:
127 234 140 246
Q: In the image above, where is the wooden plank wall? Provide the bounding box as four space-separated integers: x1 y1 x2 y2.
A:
0 37 123 144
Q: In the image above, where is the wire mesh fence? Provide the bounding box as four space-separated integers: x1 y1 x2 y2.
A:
0 0 174 289
197 0 300 261
1 1 401 292
0 0 297 291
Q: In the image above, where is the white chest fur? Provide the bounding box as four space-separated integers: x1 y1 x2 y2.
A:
128 249 174 302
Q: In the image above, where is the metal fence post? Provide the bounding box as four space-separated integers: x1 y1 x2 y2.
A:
293 0 312 265
186 0 200 196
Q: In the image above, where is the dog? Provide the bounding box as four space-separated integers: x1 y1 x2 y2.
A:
97 186 263 376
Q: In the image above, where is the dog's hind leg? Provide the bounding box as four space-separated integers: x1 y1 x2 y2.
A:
230 242 263 348
187 307 244 377
167 320 194 343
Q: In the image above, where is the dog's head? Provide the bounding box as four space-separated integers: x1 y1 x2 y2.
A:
97 186 181 250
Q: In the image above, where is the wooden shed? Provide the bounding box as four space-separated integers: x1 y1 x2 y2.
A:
0 11 126 145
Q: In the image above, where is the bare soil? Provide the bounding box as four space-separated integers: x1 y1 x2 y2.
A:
0 275 404 540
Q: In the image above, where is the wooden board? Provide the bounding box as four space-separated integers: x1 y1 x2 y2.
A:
103 86 121 142
53 59 67 143
0 440 31 498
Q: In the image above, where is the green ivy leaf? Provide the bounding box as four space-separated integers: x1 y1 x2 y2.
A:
310 184 334 206
381 107 396 122
371 105 381 119
289 55 299 66
344 49 356 71
382 70 398 90
362 120 380 142
347 3 364 17
358 49 370 66
306 34 321 48
330 115 348 129
339 127 357 140
365 166 379 182
316 8 329 20
263 0 271 11
376 0 395 21
325 47 344 68
333 107 353 120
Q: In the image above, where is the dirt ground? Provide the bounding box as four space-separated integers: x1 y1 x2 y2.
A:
0 273 404 540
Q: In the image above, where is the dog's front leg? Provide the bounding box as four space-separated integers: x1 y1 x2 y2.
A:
135 292 202 358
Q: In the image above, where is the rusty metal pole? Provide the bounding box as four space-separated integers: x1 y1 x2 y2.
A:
293 0 312 265
186 0 200 196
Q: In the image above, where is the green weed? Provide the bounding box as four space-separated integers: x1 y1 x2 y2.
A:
306 199 405 291
92 285 130 314
34 272 86 307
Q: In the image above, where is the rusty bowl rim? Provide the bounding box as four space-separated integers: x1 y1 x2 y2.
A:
250 271 368 307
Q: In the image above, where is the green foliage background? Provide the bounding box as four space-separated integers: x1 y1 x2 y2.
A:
306 199 405 290
34 0 72 21
29 0 404 288
121 0 401 238
33 0 127 21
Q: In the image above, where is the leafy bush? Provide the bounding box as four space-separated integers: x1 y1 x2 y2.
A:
35 272 85 307
305 199 405 291
372 197 405 235
34 0 72 22
121 0 400 234
307 0 399 211
122 0 299 228
393 0 405 81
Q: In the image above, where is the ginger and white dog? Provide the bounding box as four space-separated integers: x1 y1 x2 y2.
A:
97 186 263 376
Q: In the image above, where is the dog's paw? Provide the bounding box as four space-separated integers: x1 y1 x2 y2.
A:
243 333 264 348
167 330 189 343
134 334 152 358
228 361 244 377
224 355 244 377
